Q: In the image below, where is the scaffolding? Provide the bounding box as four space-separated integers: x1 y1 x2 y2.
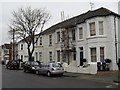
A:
60 11 76 65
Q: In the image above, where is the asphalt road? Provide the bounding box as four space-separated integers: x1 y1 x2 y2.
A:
2 65 118 88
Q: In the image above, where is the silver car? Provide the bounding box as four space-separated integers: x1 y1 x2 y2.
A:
35 63 64 77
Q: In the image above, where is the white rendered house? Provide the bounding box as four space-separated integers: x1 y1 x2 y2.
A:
18 7 120 73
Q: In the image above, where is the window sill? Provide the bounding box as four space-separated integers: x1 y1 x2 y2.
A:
49 45 52 46
77 39 84 42
87 62 97 64
55 42 61 44
35 45 44 48
86 35 107 40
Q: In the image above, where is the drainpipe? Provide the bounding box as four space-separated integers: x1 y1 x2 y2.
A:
114 16 118 64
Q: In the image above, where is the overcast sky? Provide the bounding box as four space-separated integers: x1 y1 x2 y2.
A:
0 0 120 45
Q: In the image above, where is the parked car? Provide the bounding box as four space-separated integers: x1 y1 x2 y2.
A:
1 60 5 65
23 61 40 73
6 60 20 70
35 63 64 77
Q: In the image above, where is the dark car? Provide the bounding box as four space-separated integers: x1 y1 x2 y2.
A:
1 60 5 65
6 60 20 70
23 61 40 73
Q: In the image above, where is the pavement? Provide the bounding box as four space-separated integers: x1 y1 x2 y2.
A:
64 70 120 85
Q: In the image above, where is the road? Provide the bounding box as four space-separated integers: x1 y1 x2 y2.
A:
2 65 118 88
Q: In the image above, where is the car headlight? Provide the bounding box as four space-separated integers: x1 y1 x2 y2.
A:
32 67 35 70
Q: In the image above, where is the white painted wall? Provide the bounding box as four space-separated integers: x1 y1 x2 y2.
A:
76 16 118 70
18 42 28 62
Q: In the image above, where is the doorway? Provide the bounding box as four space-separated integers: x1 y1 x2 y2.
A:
80 47 83 66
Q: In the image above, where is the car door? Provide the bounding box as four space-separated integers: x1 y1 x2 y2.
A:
38 64 45 74
44 64 50 74
25 62 30 71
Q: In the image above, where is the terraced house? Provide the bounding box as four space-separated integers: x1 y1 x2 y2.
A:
17 7 120 74
0 44 12 63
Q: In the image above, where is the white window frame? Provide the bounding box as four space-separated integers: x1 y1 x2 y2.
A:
49 35 52 45
57 31 60 43
79 27 83 39
100 47 104 62
39 37 42 45
35 52 38 61
99 21 104 35
39 52 42 61
90 47 97 62
49 51 52 62
89 22 96 36
5 49 9 54
21 44 23 50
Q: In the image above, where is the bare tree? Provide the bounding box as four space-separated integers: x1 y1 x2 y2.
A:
9 7 51 61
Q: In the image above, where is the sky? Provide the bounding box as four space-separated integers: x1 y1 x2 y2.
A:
0 0 120 45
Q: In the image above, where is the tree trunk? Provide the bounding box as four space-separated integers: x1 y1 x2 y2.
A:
27 39 35 61
27 45 33 61
29 53 34 61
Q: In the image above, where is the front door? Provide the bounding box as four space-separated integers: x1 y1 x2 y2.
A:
80 47 83 66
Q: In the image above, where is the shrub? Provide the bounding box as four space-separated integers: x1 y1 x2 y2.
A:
104 59 112 63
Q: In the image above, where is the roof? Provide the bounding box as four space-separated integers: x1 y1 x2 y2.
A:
41 7 120 35
3 44 12 49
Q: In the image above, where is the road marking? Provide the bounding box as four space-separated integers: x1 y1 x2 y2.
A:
52 78 57 79
106 85 113 88
114 83 119 85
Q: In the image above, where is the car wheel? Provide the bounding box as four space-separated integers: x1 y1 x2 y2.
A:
10 67 12 70
47 71 51 77
23 69 26 72
6 66 8 69
17 67 19 70
36 70 39 75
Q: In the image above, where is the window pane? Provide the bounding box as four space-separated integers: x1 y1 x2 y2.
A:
90 48 96 62
39 52 42 61
91 56 96 62
99 21 104 35
72 29 75 40
49 52 52 61
100 47 104 62
90 22 96 36
49 35 52 45
40 37 42 45
57 32 60 42
57 51 60 62
79 27 83 39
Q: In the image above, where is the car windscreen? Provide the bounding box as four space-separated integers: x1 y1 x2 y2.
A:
31 62 39 66
12 61 17 64
52 63 62 67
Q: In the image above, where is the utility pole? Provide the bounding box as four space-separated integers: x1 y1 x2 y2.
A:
12 29 15 60
114 16 118 64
